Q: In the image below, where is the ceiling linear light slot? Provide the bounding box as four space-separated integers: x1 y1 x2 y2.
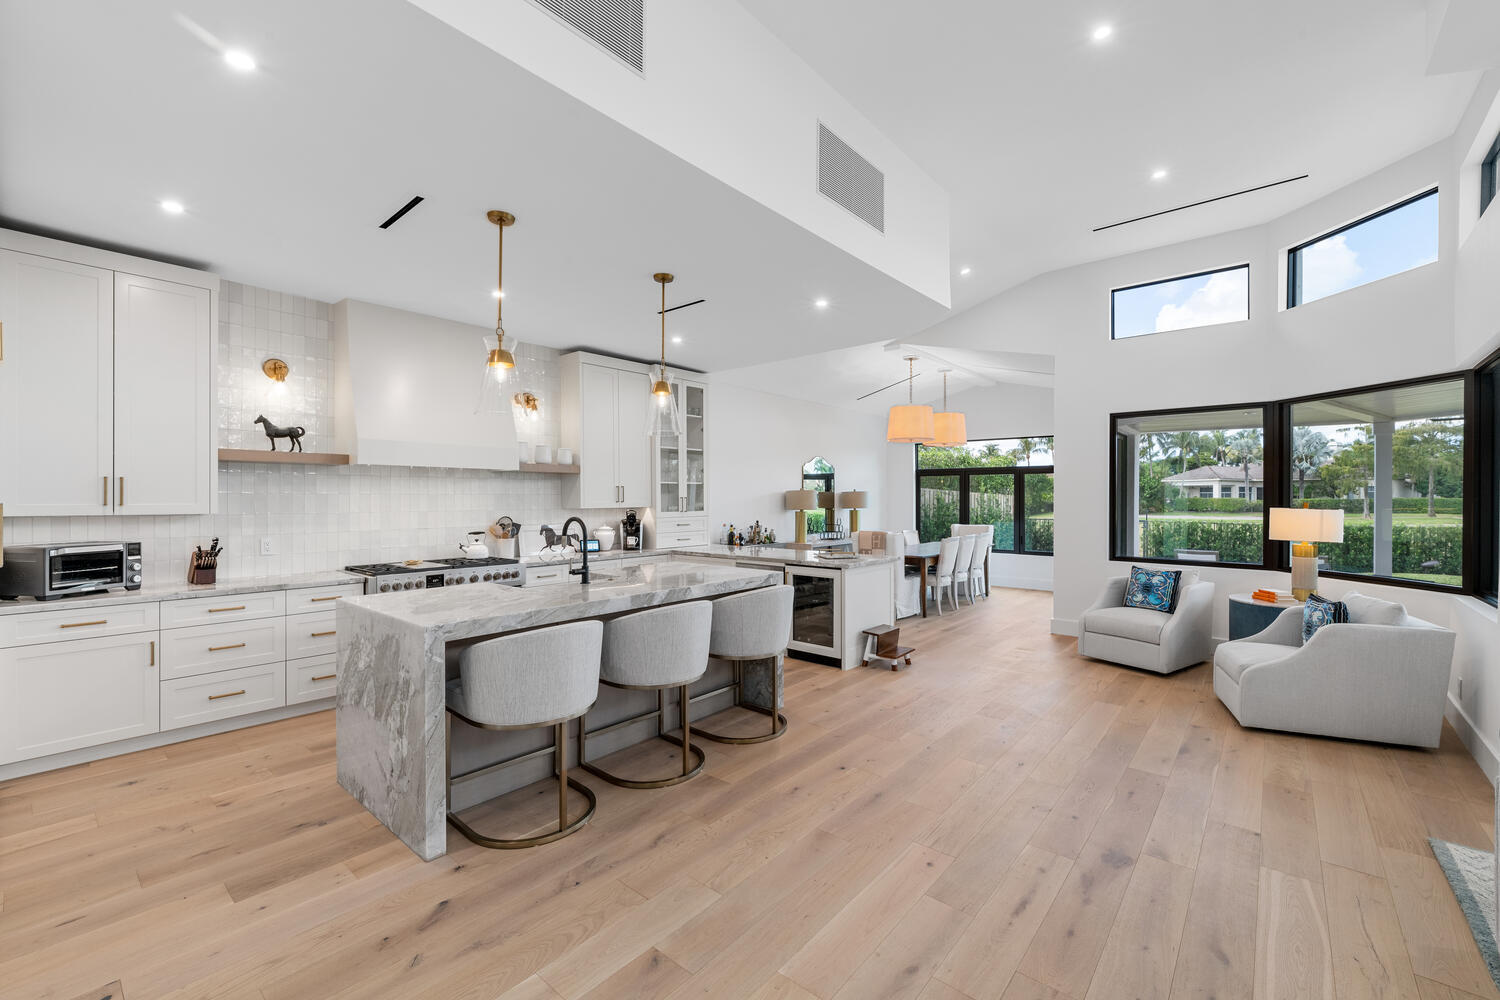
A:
527 0 645 74
658 298 706 315
378 196 425 230
1092 174 1309 233
817 122 885 233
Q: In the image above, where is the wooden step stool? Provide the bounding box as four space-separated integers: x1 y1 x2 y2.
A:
861 625 914 671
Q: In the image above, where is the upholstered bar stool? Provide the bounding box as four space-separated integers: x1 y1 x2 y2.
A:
578 601 713 788
694 584 794 744
445 619 603 850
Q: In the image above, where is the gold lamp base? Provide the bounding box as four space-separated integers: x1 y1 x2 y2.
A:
1290 541 1319 601
794 509 808 545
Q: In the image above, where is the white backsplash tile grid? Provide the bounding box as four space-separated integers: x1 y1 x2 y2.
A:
6 281 626 584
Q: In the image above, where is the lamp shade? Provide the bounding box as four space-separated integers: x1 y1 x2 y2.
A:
783 490 819 510
886 403 935 443
929 411 967 448
816 491 835 509
1268 507 1344 543
837 491 868 509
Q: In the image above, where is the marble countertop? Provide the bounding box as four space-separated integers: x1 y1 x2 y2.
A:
341 557 780 641
0 570 362 616
674 544 899 569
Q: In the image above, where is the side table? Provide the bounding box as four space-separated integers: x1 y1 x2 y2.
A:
1227 593 1301 640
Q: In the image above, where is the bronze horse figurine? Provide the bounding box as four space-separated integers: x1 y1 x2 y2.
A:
254 415 305 453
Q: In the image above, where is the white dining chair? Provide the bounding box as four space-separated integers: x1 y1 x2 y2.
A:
958 526 993 603
951 534 978 606
902 529 920 547
930 535 963 615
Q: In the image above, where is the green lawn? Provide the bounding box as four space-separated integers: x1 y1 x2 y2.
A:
1150 511 1462 526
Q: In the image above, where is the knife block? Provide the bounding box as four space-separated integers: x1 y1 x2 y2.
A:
188 552 216 585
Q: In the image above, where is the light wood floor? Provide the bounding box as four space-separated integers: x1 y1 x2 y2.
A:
2 589 1497 1000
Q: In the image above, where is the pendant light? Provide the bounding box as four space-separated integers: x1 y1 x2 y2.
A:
485 210 516 384
929 370 968 447
886 355 935 443
647 272 685 437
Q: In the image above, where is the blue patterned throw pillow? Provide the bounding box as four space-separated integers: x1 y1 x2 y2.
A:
1301 594 1349 643
1122 566 1183 614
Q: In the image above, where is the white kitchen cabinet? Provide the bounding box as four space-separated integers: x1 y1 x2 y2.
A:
0 631 159 764
0 249 114 516
159 660 285 731
158 616 286 681
653 377 707 515
113 273 213 515
562 354 652 509
0 233 217 518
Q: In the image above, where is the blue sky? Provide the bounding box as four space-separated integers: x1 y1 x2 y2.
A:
1113 266 1249 339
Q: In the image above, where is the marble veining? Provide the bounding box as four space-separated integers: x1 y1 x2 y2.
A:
675 544 899 569
336 557 779 860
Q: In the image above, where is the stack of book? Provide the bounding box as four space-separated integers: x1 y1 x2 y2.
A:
1251 588 1296 604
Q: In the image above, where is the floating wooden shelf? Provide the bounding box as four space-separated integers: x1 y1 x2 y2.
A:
217 448 351 466
518 462 579 475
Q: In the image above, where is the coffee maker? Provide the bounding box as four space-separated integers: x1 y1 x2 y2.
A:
622 509 643 551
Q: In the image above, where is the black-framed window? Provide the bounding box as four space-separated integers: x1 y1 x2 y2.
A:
1483 132 1500 218
1111 263 1249 340
1287 188 1439 308
916 437 1054 555
1111 406 1271 567
1108 370 1479 596
1286 377 1466 590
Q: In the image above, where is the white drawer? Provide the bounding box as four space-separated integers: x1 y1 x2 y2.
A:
287 653 338 705
159 617 286 680
661 515 707 531
286 610 339 659
525 564 574 586
286 583 363 615
160 590 285 629
0 601 159 649
160 661 285 731
656 525 708 549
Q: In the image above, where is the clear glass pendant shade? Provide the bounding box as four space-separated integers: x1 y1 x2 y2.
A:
647 368 685 437
474 331 518 414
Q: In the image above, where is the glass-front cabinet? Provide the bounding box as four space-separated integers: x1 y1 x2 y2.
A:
654 378 707 514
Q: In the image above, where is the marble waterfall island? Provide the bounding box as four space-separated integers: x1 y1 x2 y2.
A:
336 557 779 860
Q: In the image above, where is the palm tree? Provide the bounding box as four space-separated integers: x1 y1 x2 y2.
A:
1166 430 1200 474
1228 429 1263 503
1291 427 1333 501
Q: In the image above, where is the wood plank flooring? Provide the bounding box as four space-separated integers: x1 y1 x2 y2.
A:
1 588 1496 999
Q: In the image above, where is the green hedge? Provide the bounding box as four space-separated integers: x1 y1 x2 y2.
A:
1165 497 1263 513
1299 496 1462 514
1025 517 1053 553
1138 518 1463 574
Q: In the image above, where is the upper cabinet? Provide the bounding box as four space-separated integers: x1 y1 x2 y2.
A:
0 233 217 517
561 353 651 508
654 377 707 514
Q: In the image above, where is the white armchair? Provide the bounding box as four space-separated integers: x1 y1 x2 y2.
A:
1078 572 1214 674
1213 601 1455 748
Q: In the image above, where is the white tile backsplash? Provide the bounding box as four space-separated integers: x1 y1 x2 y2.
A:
6 280 625 585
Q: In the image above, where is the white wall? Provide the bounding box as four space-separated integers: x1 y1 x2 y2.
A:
707 383 887 542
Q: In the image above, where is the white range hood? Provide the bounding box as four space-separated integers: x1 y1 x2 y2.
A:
332 299 519 470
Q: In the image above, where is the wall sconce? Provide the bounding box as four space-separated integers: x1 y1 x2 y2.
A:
512 390 542 427
262 358 290 402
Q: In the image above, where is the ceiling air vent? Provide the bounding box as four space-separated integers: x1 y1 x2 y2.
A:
817 122 885 233
528 0 645 74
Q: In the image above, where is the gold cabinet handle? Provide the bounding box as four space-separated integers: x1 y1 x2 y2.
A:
149 640 155 667
60 619 108 629
311 673 336 682
310 630 336 638
118 476 124 507
103 476 109 506
309 595 342 603
208 605 246 613
208 642 247 652
208 689 246 701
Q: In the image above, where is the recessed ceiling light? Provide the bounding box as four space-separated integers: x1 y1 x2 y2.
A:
491 289 504 298
223 49 256 72
1091 24 1113 42
1151 168 1169 181
159 199 185 214
671 335 683 344
959 266 972 276
814 298 829 309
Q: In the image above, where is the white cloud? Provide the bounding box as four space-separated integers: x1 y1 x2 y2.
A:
1154 269 1249 333
1298 233 1363 302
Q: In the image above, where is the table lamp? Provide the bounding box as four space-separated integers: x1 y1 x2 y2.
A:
838 491 868 534
1268 506 1344 601
784 490 819 546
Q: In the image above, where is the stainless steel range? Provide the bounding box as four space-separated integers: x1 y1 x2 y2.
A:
344 556 526 594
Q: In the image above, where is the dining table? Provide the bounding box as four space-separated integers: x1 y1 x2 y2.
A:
904 539 990 616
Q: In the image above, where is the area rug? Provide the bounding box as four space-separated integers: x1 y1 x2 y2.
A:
1430 837 1500 990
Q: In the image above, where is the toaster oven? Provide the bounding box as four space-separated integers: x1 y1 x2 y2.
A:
0 542 143 600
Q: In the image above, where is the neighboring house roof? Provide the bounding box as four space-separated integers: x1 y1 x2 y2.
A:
1164 464 1272 483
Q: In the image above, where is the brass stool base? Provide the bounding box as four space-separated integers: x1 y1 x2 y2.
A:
580 733 706 789
695 705 789 745
693 655 789 745
447 777 597 850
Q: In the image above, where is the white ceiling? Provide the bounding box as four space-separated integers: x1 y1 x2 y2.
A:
741 0 1481 313
0 0 948 373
